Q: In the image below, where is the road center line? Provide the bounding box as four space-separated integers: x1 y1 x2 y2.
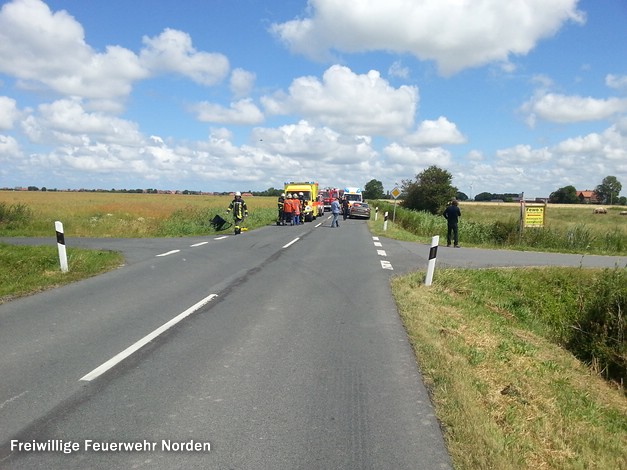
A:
282 237 300 248
214 236 228 240
79 294 218 382
156 250 180 257
190 241 209 247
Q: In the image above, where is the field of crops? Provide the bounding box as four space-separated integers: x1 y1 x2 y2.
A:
0 191 278 237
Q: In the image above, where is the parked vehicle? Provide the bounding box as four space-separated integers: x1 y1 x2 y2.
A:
320 187 342 211
343 187 363 205
283 181 325 222
349 202 371 219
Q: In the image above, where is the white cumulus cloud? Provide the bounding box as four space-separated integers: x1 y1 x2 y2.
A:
0 0 147 100
404 117 466 146
0 96 19 129
271 0 585 75
522 92 627 124
261 65 418 136
140 28 229 86
191 99 264 125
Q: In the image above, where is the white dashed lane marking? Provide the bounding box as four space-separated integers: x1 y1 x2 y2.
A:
373 236 393 270
156 250 180 257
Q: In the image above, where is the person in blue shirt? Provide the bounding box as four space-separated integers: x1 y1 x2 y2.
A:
330 197 341 228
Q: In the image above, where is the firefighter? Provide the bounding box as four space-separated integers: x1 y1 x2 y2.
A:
292 193 301 225
277 193 285 225
226 191 248 234
283 193 294 225
298 192 306 222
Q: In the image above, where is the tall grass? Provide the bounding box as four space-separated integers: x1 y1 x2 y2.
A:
373 201 627 255
0 192 280 237
0 202 33 228
394 267 627 469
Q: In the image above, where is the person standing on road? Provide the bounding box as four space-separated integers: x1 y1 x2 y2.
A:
226 191 248 235
277 193 285 225
341 197 349 220
292 194 301 225
282 194 293 225
443 199 461 247
330 197 341 228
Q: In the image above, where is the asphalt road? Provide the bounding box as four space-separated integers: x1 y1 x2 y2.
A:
0 220 624 469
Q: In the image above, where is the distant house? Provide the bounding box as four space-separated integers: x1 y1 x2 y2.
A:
576 190 600 204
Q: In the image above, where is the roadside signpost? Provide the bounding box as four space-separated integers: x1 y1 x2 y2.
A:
391 186 401 223
520 195 547 234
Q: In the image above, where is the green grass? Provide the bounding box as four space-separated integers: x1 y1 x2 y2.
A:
369 200 627 255
0 192 279 237
393 267 626 470
0 243 124 303
1 192 625 469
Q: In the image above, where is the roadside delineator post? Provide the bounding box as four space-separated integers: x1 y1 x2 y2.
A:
375 206 379 221
425 235 439 286
55 221 68 273
383 211 388 231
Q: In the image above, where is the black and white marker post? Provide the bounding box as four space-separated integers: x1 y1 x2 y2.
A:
55 221 69 273
383 211 388 231
425 235 439 286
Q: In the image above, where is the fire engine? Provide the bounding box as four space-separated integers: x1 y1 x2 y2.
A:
283 181 325 222
319 187 342 211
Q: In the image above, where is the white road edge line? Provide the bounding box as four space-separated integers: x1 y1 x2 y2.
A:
190 241 209 247
79 294 219 382
282 237 300 248
156 250 180 257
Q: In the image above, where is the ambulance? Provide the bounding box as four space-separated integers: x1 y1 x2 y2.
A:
343 187 363 205
283 181 325 222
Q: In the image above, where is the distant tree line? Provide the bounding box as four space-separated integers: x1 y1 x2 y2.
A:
549 176 625 205
474 192 522 202
5 174 625 206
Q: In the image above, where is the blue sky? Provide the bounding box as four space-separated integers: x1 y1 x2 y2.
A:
0 0 626 198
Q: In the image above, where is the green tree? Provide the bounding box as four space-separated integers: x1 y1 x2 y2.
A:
474 192 493 202
401 166 457 214
549 185 578 204
595 176 622 205
363 179 385 199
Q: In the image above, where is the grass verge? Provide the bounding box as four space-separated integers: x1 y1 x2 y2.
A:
393 268 626 469
0 243 124 303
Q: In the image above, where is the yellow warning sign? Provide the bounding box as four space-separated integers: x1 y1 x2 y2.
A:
523 204 545 228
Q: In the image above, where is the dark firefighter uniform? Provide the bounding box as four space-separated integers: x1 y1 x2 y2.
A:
227 194 248 234
277 194 285 225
